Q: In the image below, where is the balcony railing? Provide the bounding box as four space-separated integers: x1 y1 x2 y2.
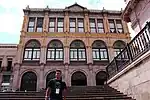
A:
106 22 150 79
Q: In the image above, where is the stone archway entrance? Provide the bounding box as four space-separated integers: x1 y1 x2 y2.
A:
71 71 87 86
20 71 37 91
96 71 107 85
46 71 55 88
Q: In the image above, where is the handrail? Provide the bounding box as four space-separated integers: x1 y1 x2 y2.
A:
106 21 150 79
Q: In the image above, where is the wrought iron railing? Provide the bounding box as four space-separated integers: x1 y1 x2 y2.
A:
106 22 150 79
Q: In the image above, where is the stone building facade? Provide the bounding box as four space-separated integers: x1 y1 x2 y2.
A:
0 3 130 91
123 0 150 33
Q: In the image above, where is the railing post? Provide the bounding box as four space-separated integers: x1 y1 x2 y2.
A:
147 21 150 33
126 43 133 61
114 57 119 73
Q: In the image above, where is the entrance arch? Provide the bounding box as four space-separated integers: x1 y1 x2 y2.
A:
71 71 87 86
20 71 37 91
46 71 55 88
96 71 107 85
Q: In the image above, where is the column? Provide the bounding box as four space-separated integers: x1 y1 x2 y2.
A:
103 13 109 33
86 46 93 64
64 46 70 64
43 8 49 33
16 45 24 64
40 46 46 64
2 56 7 71
84 12 90 33
122 20 129 33
87 64 96 86
64 64 69 86
21 11 29 33
39 64 44 90
64 10 69 33
12 63 20 90
108 46 114 62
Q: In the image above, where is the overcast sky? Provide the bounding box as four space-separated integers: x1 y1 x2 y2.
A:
0 0 131 44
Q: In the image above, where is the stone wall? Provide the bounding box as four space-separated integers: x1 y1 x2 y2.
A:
107 50 150 100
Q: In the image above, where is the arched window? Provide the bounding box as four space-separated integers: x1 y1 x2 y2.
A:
20 71 37 91
113 40 126 57
70 40 86 61
71 71 87 86
92 40 108 61
47 40 63 60
46 71 55 88
96 71 107 85
24 40 41 60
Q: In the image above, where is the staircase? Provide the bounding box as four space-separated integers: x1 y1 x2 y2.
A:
0 85 135 100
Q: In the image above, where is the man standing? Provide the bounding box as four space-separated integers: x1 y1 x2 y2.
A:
45 70 67 100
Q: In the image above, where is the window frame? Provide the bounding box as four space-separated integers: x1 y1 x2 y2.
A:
49 18 56 32
69 18 76 32
23 47 41 61
77 18 84 33
57 18 64 32
89 19 96 33
27 17 35 32
36 17 44 32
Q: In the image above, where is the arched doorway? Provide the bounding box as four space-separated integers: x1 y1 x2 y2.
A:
20 71 37 91
96 71 107 85
71 71 87 86
46 71 55 88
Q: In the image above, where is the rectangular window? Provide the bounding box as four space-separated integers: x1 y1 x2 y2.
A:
90 19 96 33
97 19 104 33
69 18 76 32
78 18 84 32
116 20 123 33
2 75 10 83
93 49 100 60
27 17 35 32
24 49 32 60
7 58 12 71
109 19 116 33
100 49 108 60
32 49 40 60
78 49 86 60
36 17 43 32
49 18 56 32
70 49 78 60
57 18 64 32
47 49 63 60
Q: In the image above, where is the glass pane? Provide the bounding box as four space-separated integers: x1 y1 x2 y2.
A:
78 19 84 27
118 29 123 33
37 28 42 32
90 19 95 27
47 51 50 58
70 28 75 32
78 28 84 32
33 51 37 58
29 22 34 27
93 51 96 58
24 51 28 58
70 22 75 27
59 51 63 59
50 50 55 58
58 28 63 32
28 51 32 58
28 28 34 32
98 28 104 33
56 51 59 58
37 18 43 27
37 51 40 58
91 28 96 33
49 28 55 32
58 18 63 27
50 22 55 27
49 18 55 26
110 28 116 33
